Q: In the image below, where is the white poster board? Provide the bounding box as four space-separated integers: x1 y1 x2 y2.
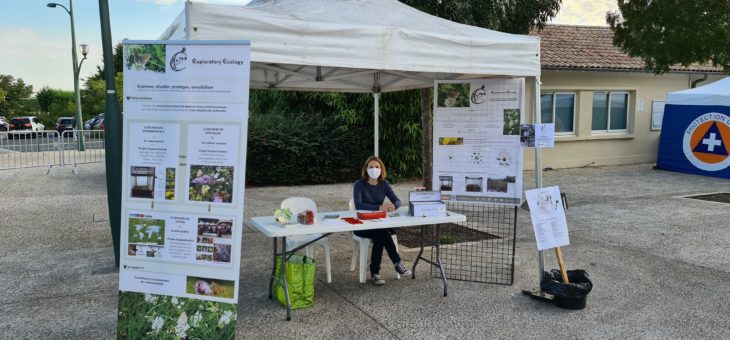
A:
651 100 666 130
524 186 569 250
535 123 555 148
432 79 525 205
119 40 249 339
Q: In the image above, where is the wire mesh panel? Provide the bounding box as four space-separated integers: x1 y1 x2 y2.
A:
430 202 517 285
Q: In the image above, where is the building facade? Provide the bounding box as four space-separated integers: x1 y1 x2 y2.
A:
523 25 725 169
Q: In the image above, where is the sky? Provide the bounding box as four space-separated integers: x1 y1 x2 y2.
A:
0 0 617 93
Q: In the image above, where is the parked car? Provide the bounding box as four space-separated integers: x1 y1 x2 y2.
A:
85 113 105 130
92 117 105 130
8 116 45 139
0 117 8 132
55 117 76 135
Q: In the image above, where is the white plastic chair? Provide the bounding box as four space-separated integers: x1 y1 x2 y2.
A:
281 197 331 283
348 199 400 283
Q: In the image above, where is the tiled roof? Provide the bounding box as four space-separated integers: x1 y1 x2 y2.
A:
532 25 722 73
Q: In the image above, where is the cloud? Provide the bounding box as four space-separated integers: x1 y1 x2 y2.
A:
552 0 618 26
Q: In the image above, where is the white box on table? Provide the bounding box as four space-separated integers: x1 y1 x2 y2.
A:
408 191 446 217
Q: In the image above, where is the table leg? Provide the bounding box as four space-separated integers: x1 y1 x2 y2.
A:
268 237 277 299
411 225 426 279
281 236 292 321
435 223 448 297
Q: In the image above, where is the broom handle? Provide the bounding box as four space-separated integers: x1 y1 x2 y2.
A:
555 247 569 283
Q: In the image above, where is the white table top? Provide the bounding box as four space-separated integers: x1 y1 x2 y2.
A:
249 209 467 238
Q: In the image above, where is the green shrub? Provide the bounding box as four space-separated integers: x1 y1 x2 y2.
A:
246 111 371 185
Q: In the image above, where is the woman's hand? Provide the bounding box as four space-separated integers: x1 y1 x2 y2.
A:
379 203 395 212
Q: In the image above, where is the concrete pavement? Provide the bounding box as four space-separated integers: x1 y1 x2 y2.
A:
1 162 729 339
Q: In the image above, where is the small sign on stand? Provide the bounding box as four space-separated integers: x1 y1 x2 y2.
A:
522 187 592 309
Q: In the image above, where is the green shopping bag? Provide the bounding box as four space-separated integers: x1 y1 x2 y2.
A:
273 254 316 309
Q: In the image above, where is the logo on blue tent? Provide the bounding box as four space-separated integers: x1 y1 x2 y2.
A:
683 113 730 171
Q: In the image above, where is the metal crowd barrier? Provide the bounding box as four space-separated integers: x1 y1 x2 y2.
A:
0 130 106 175
0 130 61 174
60 130 107 175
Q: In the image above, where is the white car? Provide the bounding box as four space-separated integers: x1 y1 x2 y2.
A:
9 116 45 139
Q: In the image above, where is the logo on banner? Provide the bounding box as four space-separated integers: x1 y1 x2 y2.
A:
470 84 487 104
170 47 187 71
683 113 730 171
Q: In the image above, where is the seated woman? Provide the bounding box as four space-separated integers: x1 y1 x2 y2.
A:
353 156 412 285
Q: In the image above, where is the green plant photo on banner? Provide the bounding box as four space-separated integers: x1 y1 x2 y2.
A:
117 292 236 340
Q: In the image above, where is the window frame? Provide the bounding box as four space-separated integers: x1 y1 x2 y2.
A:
591 91 630 133
540 91 576 135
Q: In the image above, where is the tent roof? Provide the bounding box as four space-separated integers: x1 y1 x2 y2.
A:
159 0 540 93
667 77 730 106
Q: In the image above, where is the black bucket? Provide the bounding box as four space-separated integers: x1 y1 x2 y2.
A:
540 269 593 310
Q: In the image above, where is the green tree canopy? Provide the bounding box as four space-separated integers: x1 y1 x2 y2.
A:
400 0 561 33
608 0 730 74
0 75 34 118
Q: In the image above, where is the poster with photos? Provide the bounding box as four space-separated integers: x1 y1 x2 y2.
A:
433 79 525 205
119 40 250 339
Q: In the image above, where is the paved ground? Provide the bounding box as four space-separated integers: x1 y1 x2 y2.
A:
1 162 729 339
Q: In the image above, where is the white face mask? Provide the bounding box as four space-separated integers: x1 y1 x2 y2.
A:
367 168 381 180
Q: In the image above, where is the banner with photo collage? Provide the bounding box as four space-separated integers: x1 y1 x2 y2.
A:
119 40 250 339
432 79 525 205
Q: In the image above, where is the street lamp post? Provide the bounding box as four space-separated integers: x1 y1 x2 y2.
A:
48 0 86 151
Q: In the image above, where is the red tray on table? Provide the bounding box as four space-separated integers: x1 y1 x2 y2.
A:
356 211 386 220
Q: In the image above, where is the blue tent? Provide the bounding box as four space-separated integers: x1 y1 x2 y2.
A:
657 77 730 178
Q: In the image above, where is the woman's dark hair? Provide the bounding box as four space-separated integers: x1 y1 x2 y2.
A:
361 155 386 182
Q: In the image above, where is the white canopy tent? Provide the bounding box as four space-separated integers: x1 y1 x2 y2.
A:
160 0 542 156
160 0 547 282
667 77 730 106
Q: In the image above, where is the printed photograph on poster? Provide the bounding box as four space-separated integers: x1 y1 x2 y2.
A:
487 177 509 193
520 124 535 147
439 137 464 145
525 186 570 250
117 291 237 339
437 83 470 107
124 44 165 73
503 109 520 135
187 276 235 299
189 165 234 203
128 244 163 258
130 166 156 199
197 218 233 239
128 217 165 246
439 176 454 192
465 176 483 192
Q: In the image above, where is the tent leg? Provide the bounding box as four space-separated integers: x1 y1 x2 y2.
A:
534 77 545 284
373 92 380 157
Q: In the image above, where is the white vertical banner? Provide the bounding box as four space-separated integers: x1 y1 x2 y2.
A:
119 40 249 339
432 79 525 205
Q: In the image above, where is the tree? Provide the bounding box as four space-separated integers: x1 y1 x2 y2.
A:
88 42 124 81
0 75 34 118
608 0 730 74
83 41 124 116
400 0 561 34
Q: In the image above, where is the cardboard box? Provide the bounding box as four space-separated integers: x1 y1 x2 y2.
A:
409 191 446 217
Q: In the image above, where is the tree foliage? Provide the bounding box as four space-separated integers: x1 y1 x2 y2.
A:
0 75 34 118
400 0 561 34
608 0 730 74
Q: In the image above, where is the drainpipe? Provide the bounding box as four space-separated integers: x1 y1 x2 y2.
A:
691 73 708 88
